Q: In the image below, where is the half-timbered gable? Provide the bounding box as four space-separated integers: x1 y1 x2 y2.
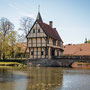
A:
27 22 47 38
27 12 64 59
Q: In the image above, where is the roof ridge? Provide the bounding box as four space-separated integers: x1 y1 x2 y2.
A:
38 20 63 42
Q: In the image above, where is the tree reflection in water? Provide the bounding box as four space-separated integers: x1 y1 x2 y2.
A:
0 68 14 82
0 67 63 90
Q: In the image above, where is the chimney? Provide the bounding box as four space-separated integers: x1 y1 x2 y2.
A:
49 21 53 28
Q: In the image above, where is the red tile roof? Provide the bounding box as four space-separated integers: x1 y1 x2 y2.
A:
38 20 63 42
63 43 90 56
15 42 29 53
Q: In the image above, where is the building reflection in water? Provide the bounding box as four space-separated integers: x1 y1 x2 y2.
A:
0 67 63 90
26 67 63 90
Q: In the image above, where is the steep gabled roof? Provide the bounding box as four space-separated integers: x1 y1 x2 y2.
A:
38 20 63 42
27 12 63 42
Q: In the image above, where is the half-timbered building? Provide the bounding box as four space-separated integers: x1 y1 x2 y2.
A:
26 12 64 59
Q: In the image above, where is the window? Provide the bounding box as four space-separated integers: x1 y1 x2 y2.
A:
41 51 43 55
53 40 56 45
31 51 34 55
57 41 60 46
33 29 35 33
38 29 40 33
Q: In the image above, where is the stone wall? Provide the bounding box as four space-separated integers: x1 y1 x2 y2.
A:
26 58 90 67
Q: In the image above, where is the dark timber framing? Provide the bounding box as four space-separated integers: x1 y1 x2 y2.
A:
26 12 64 59
36 22 38 58
41 37 42 58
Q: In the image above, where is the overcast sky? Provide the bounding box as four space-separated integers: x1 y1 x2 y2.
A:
0 0 90 44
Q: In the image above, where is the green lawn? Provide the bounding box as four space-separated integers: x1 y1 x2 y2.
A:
0 62 24 67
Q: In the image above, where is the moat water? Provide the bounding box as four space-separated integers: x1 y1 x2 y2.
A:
0 67 90 90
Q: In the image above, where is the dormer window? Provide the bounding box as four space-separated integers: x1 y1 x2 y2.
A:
38 29 40 33
33 29 35 33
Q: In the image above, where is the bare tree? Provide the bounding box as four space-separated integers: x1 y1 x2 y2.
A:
0 17 14 59
19 17 33 40
19 16 33 58
0 17 14 39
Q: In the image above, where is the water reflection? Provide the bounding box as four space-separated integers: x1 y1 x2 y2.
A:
0 68 30 83
0 67 90 90
26 67 63 90
0 69 13 82
0 67 63 90
0 68 28 90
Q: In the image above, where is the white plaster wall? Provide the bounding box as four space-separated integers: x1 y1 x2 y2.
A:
27 22 46 38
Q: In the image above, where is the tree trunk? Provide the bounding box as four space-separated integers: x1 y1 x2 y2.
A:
0 51 1 60
3 53 5 60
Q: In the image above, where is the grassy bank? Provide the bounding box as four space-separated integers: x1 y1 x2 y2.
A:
0 62 24 67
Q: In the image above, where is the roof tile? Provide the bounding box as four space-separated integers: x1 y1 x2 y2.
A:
38 20 63 42
63 43 90 56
